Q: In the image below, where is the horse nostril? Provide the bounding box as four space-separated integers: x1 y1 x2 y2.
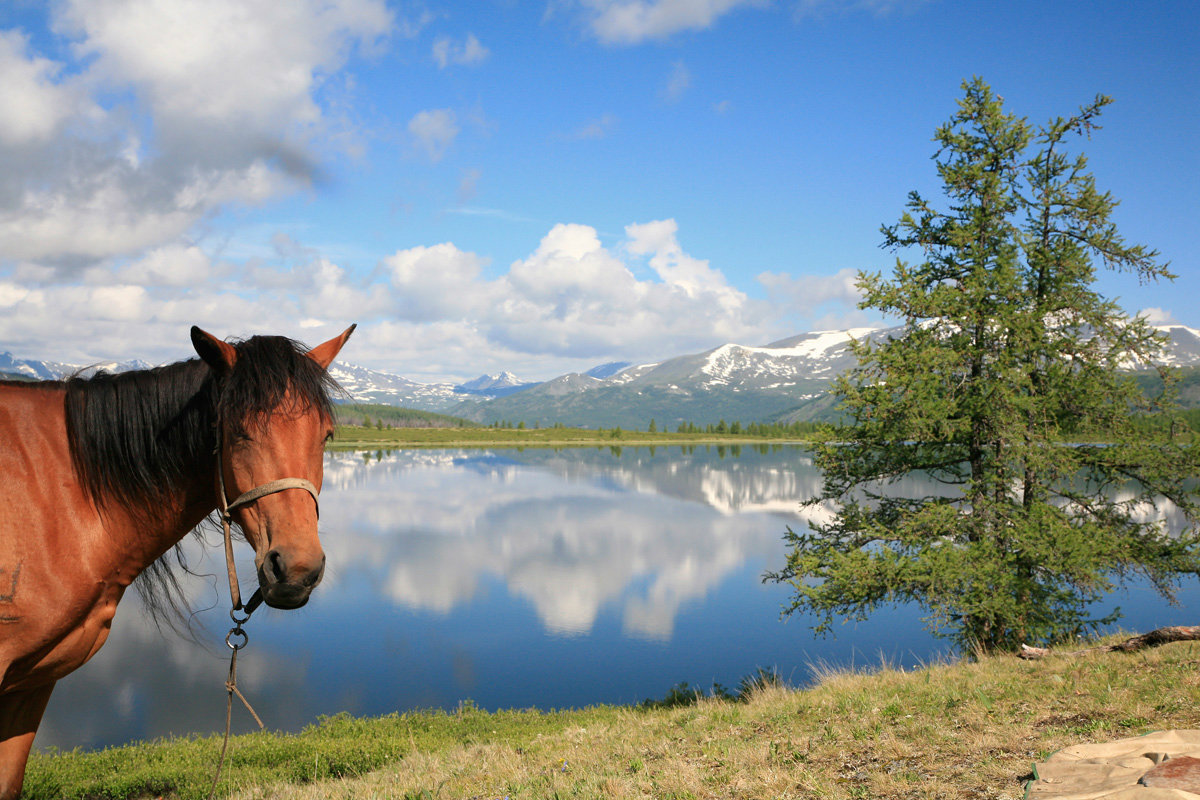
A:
265 550 287 584
304 554 326 587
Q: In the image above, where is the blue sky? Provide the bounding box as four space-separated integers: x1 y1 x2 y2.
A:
0 0 1196 382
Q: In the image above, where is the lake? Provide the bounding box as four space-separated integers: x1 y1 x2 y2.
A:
35 444 1199 751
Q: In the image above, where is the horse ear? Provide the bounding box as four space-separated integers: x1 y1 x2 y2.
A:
306 324 356 370
191 326 238 372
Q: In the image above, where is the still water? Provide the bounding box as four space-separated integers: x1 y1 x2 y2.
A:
36 445 1199 751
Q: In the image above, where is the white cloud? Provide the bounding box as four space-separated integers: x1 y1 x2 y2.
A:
88 285 150 321
408 108 459 163
103 243 213 287
0 0 392 268
60 0 391 134
1139 307 1178 326
0 281 33 309
0 30 86 147
432 32 489 68
626 218 740 301
578 0 766 45
384 242 493 321
1 219 860 381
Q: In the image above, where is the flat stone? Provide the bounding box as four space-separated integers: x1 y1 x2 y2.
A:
1139 755 1200 791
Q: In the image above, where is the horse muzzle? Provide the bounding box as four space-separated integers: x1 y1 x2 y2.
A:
257 548 326 609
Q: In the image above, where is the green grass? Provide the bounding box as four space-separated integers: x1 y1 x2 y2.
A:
24 636 1200 799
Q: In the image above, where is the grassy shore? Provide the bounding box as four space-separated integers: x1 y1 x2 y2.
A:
24 636 1200 799
328 424 813 449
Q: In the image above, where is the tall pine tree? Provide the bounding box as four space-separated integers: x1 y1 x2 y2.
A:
769 78 1200 652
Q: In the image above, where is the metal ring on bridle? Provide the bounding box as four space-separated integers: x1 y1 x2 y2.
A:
225 627 249 650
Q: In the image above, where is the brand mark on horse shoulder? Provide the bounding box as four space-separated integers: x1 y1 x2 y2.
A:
0 562 19 602
0 562 19 623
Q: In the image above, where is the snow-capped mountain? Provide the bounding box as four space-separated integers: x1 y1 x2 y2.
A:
450 323 1200 428
326 362 458 409
325 363 540 410
454 371 539 398
1135 324 1200 367
0 352 153 380
6 323 1199 428
449 328 891 428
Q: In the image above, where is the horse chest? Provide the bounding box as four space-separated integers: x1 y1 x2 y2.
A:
0 581 125 693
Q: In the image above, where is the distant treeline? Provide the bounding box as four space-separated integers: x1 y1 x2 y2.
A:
1122 407 1200 441
336 389 1199 440
484 418 825 438
672 419 825 437
335 403 473 429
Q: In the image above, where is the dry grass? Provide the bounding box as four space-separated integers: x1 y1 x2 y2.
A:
219 638 1200 800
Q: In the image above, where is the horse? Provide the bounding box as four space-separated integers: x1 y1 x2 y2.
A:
0 324 354 798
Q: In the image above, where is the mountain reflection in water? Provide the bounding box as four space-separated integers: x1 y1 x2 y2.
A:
35 445 1199 752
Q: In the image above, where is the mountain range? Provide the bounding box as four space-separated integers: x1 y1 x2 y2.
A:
6 324 1200 429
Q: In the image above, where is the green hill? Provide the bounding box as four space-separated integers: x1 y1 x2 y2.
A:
334 402 473 429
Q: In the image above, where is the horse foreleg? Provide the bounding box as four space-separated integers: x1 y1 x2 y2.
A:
0 682 55 800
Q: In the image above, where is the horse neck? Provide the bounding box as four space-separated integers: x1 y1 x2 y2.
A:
64 360 222 572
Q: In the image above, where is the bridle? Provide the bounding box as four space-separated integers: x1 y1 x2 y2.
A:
216 452 320 618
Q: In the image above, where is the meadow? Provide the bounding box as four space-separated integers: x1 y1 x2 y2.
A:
23 636 1200 799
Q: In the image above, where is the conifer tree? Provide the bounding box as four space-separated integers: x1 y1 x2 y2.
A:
769 78 1200 652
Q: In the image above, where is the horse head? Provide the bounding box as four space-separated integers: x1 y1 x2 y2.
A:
191 325 354 610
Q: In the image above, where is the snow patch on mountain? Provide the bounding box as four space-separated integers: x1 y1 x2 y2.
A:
457 372 525 392
0 352 154 379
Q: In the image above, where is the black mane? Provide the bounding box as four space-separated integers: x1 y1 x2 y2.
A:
65 358 216 513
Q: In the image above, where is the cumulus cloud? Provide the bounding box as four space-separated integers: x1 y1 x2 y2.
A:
0 0 393 268
0 30 87 147
1138 308 1180 326
577 0 767 45
756 267 887 331
408 109 459 163
1 217 866 382
626 218 741 301
432 32 489 68
384 242 492 321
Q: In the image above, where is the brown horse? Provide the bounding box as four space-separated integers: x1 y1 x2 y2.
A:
0 324 354 797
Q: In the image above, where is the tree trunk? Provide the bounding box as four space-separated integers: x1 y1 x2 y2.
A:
1018 626 1200 660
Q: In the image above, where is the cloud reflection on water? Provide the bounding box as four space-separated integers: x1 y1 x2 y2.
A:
318 446 820 639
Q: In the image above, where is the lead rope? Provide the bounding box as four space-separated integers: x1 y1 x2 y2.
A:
208 447 265 800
